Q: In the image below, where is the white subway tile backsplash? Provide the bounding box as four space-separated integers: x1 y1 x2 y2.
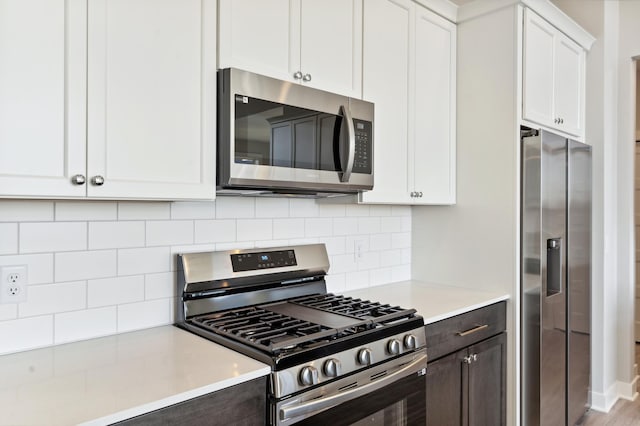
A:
357 217 381 235
345 271 370 290
194 220 236 243
20 222 87 254
333 217 358 236
237 219 273 241
392 232 411 249
118 247 171 276
19 282 86 317
0 223 18 254
216 197 255 219
55 202 117 221
392 265 411 282
305 218 333 237
273 218 304 239
117 299 172 333
0 200 54 222
88 276 145 308
369 268 393 286
325 273 346 293
0 304 17 321
256 198 290 218
146 221 193 247
317 204 346 217
144 272 175 300
0 316 53 355
289 199 318 217
170 201 216 220
369 233 392 251
0 197 413 355
55 250 117 282
0 254 53 285
54 307 116 345
118 202 170 220
346 204 369 217
89 221 145 250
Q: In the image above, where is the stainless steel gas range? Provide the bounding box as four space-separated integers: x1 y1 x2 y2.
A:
175 244 427 425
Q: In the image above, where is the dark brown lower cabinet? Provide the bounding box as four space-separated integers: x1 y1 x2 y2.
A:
425 302 507 426
113 376 267 426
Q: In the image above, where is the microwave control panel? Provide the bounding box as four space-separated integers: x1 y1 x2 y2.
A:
353 119 372 174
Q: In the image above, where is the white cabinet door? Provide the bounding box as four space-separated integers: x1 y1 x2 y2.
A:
522 9 555 130
218 0 298 83
299 0 362 97
522 8 585 138
87 0 216 199
0 0 87 198
412 6 456 205
218 0 362 98
554 32 584 137
359 0 412 204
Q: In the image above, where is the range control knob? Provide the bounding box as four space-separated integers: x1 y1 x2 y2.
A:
298 366 318 386
357 348 373 366
404 334 417 350
387 339 401 355
323 358 341 377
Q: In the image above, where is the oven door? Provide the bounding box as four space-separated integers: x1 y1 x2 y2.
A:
274 352 426 426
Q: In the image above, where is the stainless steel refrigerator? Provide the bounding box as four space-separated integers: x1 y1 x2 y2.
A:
521 129 592 426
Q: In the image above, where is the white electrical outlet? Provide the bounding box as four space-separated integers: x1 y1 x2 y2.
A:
354 239 365 262
0 265 27 303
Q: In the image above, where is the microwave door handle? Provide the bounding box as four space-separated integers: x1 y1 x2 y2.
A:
339 105 356 182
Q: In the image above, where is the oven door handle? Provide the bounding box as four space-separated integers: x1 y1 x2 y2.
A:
339 104 356 183
279 353 427 422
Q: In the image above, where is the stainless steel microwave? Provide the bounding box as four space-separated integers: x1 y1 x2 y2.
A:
217 68 374 196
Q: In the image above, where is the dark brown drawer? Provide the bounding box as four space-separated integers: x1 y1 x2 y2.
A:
425 301 506 361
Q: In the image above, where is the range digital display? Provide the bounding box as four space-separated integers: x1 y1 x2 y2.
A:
231 249 297 272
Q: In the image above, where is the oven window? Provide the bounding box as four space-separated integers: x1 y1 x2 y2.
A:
291 370 425 426
234 95 344 172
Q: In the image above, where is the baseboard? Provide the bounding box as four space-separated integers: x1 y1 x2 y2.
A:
617 375 639 401
590 382 618 412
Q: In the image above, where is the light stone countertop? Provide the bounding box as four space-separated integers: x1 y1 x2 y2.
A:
0 326 270 426
342 280 510 324
0 281 509 426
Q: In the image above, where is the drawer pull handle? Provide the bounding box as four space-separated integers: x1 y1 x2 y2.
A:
457 324 489 337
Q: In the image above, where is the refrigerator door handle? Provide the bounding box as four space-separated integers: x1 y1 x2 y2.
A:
546 238 563 296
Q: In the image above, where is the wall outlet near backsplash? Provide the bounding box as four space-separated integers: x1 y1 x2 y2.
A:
0 265 27 304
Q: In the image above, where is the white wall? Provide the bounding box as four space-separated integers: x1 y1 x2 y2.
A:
0 198 411 355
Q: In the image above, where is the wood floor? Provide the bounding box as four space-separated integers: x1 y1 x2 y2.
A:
580 345 640 425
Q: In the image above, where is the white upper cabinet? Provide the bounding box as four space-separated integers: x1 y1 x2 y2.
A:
359 0 456 205
0 0 216 200
523 8 585 138
0 0 87 197
218 0 362 98
87 0 216 199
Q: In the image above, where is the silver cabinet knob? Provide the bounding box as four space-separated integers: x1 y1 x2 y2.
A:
472 353 478 362
91 175 105 186
302 73 312 82
298 366 318 386
387 339 401 355
323 358 341 377
419 191 423 198
403 334 417 350
71 174 86 185
293 71 303 80
357 348 373 366
560 118 564 124
554 118 558 124
463 355 473 364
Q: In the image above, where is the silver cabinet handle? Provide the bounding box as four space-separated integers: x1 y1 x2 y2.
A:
339 104 355 183
293 71 303 80
91 175 105 186
71 174 86 185
456 324 489 337
472 353 478 362
419 191 423 198
560 118 564 124
302 73 312 82
463 355 472 364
